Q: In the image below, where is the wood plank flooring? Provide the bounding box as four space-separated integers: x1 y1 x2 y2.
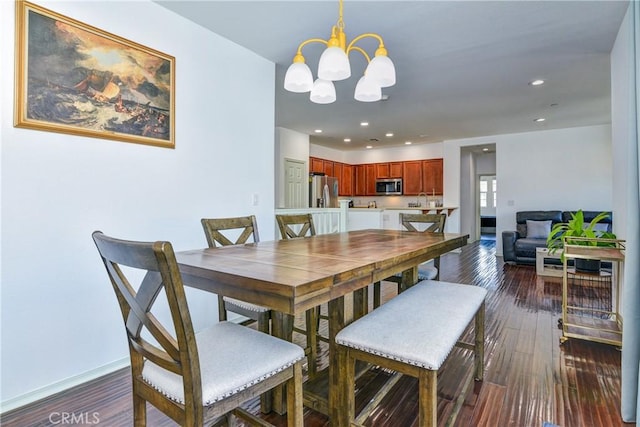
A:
1 239 634 427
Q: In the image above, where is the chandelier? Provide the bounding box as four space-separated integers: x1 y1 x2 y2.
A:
283 0 396 104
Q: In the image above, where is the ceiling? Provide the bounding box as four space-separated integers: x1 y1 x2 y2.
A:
156 0 629 151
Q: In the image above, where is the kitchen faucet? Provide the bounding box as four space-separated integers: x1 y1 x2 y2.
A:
417 192 427 207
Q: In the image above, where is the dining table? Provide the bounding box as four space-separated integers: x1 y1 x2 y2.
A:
175 228 469 422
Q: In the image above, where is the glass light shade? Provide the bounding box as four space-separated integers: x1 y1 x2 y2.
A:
354 75 382 102
310 79 336 104
284 62 314 93
365 55 396 88
317 46 351 81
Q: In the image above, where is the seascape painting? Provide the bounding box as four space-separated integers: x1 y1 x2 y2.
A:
14 1 175 148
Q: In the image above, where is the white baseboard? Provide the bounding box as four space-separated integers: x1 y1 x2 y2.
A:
0 357 130 414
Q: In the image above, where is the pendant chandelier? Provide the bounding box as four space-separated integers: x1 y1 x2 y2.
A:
283 0 396 104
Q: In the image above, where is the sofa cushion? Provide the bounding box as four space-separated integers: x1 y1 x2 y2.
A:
514 238 548 259
516 211 563 238
526 220 551 238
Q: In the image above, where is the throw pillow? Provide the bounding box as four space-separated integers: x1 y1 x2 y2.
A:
526 220 551 239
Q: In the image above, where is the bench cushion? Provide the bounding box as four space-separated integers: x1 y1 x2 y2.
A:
336 280 486 370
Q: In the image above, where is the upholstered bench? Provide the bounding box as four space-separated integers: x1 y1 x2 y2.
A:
335 280 487 427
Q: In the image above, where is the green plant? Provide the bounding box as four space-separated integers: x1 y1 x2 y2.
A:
547 210 616 257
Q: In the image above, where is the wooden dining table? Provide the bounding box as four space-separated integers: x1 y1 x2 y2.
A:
175 228 469 422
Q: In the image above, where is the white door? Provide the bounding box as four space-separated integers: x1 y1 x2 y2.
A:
284 159 306 208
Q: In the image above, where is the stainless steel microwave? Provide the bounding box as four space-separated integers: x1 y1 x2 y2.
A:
376 178 402 195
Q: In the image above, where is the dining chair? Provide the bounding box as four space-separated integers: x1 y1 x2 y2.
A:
201 215 274 412
201 216 271 332
92 231 304 427
275 213 324 378
276 213 317 239
373 213 447 308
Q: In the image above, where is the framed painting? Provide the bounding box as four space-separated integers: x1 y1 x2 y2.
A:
14 1 175 148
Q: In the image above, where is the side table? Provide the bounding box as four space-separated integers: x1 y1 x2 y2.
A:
536 247 563 277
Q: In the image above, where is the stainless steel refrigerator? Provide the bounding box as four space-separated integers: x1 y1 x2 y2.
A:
309 173 339 208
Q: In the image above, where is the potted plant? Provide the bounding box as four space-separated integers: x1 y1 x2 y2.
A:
546 210 616 273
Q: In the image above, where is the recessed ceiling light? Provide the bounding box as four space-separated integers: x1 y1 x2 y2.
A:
314 129 322 133
360 122 369 127
405 141 412 145
385 132 394 137
365 145 373 149
482 148 489 152
529 79 545 86
344 138 351 142
534 117 546 122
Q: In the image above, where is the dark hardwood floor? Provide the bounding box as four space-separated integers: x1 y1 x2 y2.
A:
2 240 633 427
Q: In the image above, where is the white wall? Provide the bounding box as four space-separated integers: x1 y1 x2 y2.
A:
1 0 276 408
443 125 613 255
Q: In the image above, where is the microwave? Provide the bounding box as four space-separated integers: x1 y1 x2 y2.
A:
376 178 403 195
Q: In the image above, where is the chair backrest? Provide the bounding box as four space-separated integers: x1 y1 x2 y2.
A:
201 215 260 248
92 231 203 417
400 213 447 233
276 213 316 239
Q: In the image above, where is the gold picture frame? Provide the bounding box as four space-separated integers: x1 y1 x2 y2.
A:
14 0 175 148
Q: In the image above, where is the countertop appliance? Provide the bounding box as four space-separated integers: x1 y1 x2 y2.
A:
309 173 339 208
376 178 403 195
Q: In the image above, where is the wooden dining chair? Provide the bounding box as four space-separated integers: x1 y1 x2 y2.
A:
276 213 317 239
201 216 271 332
92 231 304 427
201 215 274 412
373 213 447 308
275 213 324 378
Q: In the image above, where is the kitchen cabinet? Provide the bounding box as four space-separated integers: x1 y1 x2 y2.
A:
376 162 403 179
322 160 334 177
390 162 403 178
422 159 443 195
340 163 354 196
366 164 376 195
403 161 423 195
310 156 442 196
310 157 324 174
355 164 376 196
376 163 390 178
355 165 367 196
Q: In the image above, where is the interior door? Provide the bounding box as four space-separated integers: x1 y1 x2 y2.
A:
284 159 306 208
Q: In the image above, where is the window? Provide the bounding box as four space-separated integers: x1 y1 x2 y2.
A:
480 180 488 207
492 179 497 208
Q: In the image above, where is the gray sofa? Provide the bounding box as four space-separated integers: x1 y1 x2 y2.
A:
502 210 613 265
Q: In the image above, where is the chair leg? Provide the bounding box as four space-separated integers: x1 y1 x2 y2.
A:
217 296 228 322
305 308 318 378
286 362 304 427
132 393 146 427
257 314 273 413
475 301 485 381
418 369 437 427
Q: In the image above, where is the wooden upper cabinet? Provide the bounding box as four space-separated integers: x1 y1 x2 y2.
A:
365 164 376 195
389 162 403 178
323 160 334 177
355 165 367 196
310 157 324 174
403 160 423 195
341 163 354 196
422 159 443 195
376 163 390 178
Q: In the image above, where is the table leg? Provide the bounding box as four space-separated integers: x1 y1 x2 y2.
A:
328 295 345 425
271 311 294 415
353 287 368 319
400 266 418 293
